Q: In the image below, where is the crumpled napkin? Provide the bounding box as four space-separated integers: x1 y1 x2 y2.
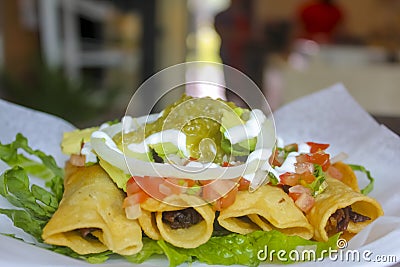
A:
273 83 400 266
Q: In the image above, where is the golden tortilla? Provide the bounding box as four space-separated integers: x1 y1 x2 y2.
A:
42 163 143 255
140 194 214 249
218 185 314 239
332 162 360 192
138 209 161 240
307 177 383 242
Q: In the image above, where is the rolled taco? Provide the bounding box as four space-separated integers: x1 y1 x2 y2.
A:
139 194 215 249
218 184 314 240
138 209 161 240
307 176 383 242
56 94 276 250
332 161 360 192
49 93 383 265
42 163 143 255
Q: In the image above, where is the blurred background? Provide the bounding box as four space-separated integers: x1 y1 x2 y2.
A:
0 0 399 133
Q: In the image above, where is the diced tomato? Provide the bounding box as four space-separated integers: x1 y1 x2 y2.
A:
164 177 181 186
294 192 315 213
132 191 150 204
279 172 301 186
306 142 330 153
238 177 250 191
300 171 316 184
288 191 302 202
213 186 238 211
162 180 182 196
288 185 311 201
327 166 343 180
202 184 221 203
126 177 142 196
197 179 213 186
165 177 196 188
296 151 331 171
123 191 149 208
280 170 315 187
134 176 168 200
269 149 285 167
158 183 174 196
185 179 198 187
202 179 237 203
222 161 231 167
294 162 314 174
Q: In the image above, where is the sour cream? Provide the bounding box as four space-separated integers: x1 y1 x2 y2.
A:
275 152 299 174
223 109 266 144
122 113 161 134
298 142 311 154
81 142 97 164
241 148 276 184
91 131 123 155
272 142 312 182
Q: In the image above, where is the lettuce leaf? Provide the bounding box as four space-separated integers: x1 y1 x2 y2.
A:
0 167 58 221
0 165 60 242
307 164 328 196
0 208 44 241
0 134 112 263
124 237 164 264
157 240 192 267
348 164 374 195
125 230 340 267
50 246 112 264
0 133 64 200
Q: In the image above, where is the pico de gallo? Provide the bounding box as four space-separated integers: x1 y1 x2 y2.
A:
122 141 348 219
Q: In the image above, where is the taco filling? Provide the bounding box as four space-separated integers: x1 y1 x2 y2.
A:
326 206 371 234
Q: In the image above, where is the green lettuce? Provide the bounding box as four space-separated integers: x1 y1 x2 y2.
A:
50 247 112 264
0 133 63 200
126 230 340 267
124 237 165 264
305 164 328 196
0 134 111 263
348 164 374 195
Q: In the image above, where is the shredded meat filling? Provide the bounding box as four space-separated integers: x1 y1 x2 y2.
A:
162 208 203 229
79 228 99 239
327 206 371 233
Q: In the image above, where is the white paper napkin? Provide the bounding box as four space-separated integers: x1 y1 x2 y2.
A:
0 83 399 266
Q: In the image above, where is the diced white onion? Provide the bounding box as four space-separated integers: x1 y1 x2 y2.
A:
125 204 142 220
330 152 349 164
298 143 311 154
158 183 172 196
